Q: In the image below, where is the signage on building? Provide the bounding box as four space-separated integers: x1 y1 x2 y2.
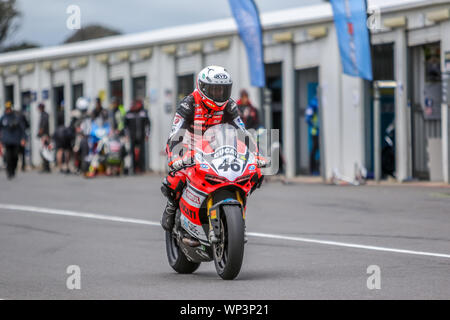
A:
164 89 173 114
42 90 49 100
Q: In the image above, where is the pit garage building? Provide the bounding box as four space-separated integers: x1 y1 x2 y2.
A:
1 0 450 183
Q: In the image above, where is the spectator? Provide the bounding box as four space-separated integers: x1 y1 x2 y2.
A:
305 97 320 175
72 98 90 174
92 97 108 122
37 103 51 173
18 110 30 171
125 100 150 174
53 120 75 174
54 101 69 173
0 101 26 179
110 97 126 136
237 89 259 130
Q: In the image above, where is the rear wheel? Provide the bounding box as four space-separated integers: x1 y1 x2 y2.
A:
165 231 200 274
213 205 245 280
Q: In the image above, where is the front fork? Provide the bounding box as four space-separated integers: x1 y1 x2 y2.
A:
206 191 245 244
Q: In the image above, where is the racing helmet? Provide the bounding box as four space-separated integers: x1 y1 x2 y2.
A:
196 66 232 111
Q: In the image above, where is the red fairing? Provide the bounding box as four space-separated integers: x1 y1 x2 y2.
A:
176 161 261 228
183 137 261 204
185 163 261 196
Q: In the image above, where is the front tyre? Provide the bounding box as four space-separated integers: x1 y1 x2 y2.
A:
213 205 245 280
165 231 200 274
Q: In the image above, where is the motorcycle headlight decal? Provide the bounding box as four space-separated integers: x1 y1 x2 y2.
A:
235 174 251 186
205 174 227 185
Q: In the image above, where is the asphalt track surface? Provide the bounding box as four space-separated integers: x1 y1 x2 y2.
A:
0 171 449 299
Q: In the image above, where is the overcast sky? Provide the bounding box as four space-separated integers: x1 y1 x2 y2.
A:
7 0 323 47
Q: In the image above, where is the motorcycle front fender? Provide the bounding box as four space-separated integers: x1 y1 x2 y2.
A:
206 191 243 239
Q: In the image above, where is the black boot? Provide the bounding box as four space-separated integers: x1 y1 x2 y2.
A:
161 199 177 231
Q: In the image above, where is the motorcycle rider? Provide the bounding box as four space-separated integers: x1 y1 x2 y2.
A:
161 65 266 231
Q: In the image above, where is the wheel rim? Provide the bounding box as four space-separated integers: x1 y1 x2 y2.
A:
213 218 228 272
167 231 179 262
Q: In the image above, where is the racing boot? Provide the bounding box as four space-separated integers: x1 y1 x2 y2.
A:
161 199 177 232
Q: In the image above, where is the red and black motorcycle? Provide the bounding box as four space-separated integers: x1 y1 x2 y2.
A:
165 124 263 280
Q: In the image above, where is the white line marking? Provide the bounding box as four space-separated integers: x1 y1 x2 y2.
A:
1 203 450 259
0 203 159 227
246 232 450 259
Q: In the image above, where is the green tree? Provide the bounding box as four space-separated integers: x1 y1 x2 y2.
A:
1 41 39 52
0 0 20 47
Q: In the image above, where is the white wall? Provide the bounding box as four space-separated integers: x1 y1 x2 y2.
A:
341 75 366 178
318 26 342 180
441 20 450 183
148 46 177 172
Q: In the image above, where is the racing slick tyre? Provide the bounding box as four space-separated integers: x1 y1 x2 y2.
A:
213 205 245 280
165 231 200 274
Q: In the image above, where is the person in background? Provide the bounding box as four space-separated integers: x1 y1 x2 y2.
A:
18 109 30 171
63 114 77 173
37 103 51 173
109 97 127 174
305 96 320 175
110 97 126 136
72 97 90 174
54 116 76 174
0 102 26 179
125 100 150 174
236 89 259 130
92 97 108 122
54 101 69 173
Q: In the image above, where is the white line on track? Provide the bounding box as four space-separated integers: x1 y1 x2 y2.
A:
0 203 159 227
1 203 450 260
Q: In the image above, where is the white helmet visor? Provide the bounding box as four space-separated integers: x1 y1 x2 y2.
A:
199 81 232 103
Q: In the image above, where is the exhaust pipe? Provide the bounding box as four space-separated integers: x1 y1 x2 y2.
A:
182 237 200 247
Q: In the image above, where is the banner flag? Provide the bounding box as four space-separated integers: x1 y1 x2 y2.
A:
228 0 266 87
330 0 373 80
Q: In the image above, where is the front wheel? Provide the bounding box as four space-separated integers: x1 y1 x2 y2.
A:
213 205 245 280
165 231 200 274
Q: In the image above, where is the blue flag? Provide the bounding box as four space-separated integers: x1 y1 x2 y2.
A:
330 0 373 80
228 0 265 87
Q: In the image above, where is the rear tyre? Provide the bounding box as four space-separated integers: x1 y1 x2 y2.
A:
165 231 200 274
213 205 245 280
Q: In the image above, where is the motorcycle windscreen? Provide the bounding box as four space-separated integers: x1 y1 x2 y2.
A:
200 124 252 181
